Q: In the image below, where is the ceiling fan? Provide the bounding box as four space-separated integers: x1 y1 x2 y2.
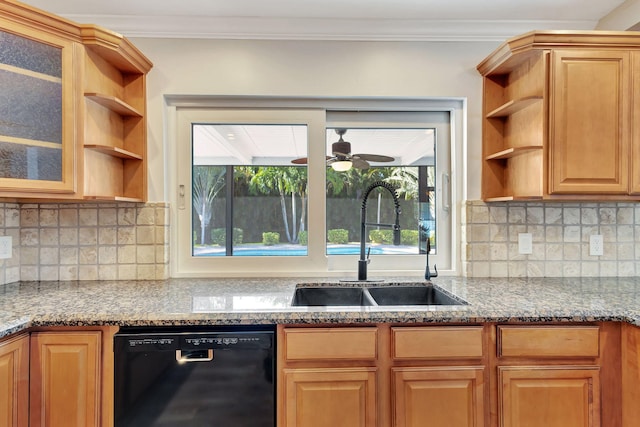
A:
291 129 395 171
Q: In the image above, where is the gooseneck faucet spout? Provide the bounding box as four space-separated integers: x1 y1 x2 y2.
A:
358 181 401 281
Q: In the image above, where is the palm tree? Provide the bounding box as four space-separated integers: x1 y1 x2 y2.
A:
192 166 226 245
385 167 419 200
250 166 308 243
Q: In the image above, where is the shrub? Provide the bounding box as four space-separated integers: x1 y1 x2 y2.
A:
401 229 419 246
262 232 280 246
298 230 308 245
369 229 393 244
211 228 243 245
327 229 349 244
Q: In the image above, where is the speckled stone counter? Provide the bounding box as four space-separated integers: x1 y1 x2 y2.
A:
1 276 640 338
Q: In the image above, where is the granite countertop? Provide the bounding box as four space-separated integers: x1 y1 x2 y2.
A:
1 276 640 338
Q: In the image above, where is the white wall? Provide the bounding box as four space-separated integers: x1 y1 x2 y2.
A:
130 38 500 202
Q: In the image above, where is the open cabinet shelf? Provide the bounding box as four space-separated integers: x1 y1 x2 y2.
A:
84 93 142 117
81 31 152 202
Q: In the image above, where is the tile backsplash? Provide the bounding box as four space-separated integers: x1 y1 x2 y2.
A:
463 200 640 277
0 202 169 285
0 200 638 283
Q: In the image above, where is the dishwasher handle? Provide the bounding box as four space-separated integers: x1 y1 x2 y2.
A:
176 349 214 363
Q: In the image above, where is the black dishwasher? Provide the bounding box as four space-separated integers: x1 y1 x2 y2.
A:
114 325 275 427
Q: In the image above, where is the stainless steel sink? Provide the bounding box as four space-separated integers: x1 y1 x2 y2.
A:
366 285 462 306
291 286 375 306
291 284 466 307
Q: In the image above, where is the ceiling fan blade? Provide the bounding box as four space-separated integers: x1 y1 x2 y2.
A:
291 157 308 164
353 153 395 162
352 158 370 169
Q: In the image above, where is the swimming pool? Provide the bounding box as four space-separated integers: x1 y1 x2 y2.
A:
194 245 412 257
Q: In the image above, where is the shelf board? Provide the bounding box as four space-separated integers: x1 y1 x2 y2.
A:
486 96 542 118
484 195 543 202
84 144 143 160
84 93 142 117
485 145 543 160
83 195 143 202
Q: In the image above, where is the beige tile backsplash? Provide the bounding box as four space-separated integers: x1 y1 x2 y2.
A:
463 200 640 277
0 202 169 284
0 200 638 283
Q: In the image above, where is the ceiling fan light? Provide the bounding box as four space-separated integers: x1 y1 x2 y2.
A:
331 160 352 172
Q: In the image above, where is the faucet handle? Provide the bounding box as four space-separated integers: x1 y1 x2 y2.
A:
366 247 371 264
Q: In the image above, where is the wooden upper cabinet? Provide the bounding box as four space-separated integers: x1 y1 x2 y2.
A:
477 31 640 201
0 13 79 198
0 1 151 201
549 50 630 194
631 52 640 195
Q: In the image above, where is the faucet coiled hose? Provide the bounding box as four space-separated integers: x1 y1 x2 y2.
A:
361 181 400 210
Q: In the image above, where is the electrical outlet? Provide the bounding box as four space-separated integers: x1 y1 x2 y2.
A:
0 236 12 259
518 233 533 255
590 234 604 256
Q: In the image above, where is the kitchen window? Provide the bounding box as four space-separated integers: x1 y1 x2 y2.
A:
171 98 462 277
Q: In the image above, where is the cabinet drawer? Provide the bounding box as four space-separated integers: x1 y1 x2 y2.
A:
284 327 377 361
498 326 600 358
392 326 484 360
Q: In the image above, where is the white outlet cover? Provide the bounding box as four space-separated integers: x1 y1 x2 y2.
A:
518 233 533 255
0 235 12 259
590 234 604 256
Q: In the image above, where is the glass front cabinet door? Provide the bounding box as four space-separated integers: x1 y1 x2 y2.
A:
0 18 77 196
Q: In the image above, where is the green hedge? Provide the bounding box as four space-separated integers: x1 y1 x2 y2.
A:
298 230 308 245
262 232 280 246
327 228 349 244
369 229 393 244
401 229 419 246
211 228 244 245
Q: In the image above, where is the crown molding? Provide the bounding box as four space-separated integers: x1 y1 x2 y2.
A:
60 15 599 42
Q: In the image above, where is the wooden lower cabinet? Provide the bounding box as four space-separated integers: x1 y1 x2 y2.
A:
29 331 102 427
283 368 377 427
499 366 600 427
393 367 485 427
622 323 640 427
0 334 29 427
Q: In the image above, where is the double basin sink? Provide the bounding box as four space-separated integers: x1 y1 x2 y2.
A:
291 283 466 307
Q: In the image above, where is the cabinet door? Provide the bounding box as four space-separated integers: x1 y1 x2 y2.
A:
549 50 630 194
0 17 78 196
30 331 101 427
283 367 377 427
631 52 640 194
0 334 29 427
499 366 600 427
393 367 485 427
622 323 640 427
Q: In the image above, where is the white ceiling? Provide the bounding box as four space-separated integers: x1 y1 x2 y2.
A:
192 125 434 167
18 0 629 41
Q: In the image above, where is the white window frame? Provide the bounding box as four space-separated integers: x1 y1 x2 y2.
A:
166 96 466 278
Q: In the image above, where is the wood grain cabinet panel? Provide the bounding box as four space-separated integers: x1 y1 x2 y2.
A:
0 334 29 427
622 323 640 427
29 331 102 427
393 367 485 427
498 325 600 358
284 327 377 361
392 326 484 360
283 368 377 427
499 366 600 427
550 49 630 194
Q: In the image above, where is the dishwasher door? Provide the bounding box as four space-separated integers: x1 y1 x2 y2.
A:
114 326 275 427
